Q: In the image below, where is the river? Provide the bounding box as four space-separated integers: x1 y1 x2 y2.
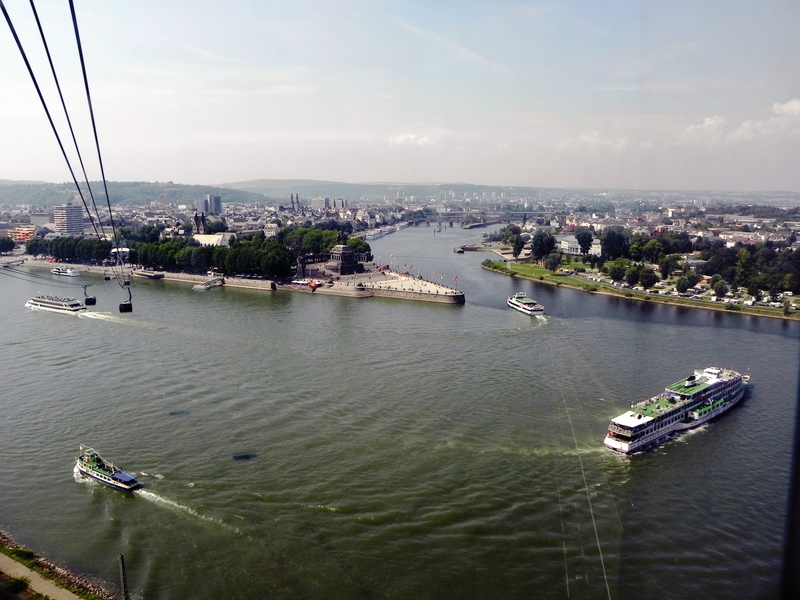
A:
0 224 796 599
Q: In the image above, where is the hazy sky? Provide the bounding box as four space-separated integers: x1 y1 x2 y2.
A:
1 0 798 191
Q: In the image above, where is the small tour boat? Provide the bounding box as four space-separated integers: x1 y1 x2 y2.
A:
507 292 544 315
76 445 141 491
25 294 86 314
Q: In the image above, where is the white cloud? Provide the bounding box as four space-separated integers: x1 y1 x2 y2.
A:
772 98 800 117
673 100 800 146
727 98 800 141
675 115 727 145
556 130 628 150
388 134 436 147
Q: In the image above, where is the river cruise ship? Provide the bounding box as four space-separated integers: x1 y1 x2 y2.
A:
51 266 80 276
76 445 140 491
25 294 86 314
507 292 544 315
603 367 747 453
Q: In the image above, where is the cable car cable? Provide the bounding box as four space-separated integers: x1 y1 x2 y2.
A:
28 0 108 242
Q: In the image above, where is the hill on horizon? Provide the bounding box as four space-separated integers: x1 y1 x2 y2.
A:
0 181 269 208
218 178 541 201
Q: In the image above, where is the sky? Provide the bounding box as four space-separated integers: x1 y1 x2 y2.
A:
0 0 798 191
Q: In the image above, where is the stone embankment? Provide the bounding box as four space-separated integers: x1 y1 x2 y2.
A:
0 530 117 600
21 259 466 304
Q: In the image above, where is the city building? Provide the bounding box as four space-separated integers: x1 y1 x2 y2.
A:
9 226 35 242
207 194 222 214
54 203 83 236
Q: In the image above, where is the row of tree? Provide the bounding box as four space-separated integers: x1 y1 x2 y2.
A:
25 236 112 263
511 224 800 296
118 221 372 279
134 235 297 278
595 228 800 295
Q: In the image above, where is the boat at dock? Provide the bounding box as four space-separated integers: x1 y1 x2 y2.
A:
75 445 140 491
25 294 86 314
603 367 748 454
51 266 80 277
507 292 544 315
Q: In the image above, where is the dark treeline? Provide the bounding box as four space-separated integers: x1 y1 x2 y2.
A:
125 220 370 279
23 220 371 280
25 236 111 263
134 235 296 279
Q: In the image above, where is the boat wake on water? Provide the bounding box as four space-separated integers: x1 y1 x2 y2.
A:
74 465 237 531
79 312 157 328
134 489 240 533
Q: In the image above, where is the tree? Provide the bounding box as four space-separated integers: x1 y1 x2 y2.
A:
0 236 15 252
608 261 627 282
511 235 525 259
714 280 729 298
659 253 682 279
206 220 228 234
502 224 521 244
575 229 593 255
601 229 627 260
629 241 644 262
26 238 48 256
640 267 659 289
347 237 371 254
531 231 555 262
642 239 663 264
544 252 562 272
625 265 640 286
675 277 691 294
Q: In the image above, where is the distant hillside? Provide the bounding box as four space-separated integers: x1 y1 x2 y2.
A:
0 179 49 186
0 181 268 208
218 178 537 201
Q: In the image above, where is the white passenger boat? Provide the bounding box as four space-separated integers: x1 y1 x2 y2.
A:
51 266 80 277
603 367 748 454
76 445 141 491
507 292 544 315
25 294 86 314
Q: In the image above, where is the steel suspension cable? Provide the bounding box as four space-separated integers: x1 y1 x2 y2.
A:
0 0 101 244
67 1 118 248
68 0 130 292
28 0 108 242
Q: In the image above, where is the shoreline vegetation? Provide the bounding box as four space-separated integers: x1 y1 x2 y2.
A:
0 530 117 600
481 259 798 320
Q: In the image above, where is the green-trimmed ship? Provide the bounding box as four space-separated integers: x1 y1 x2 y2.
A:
604 367 748 454
75 445 141 491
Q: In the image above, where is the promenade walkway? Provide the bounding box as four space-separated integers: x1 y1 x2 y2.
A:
0 552 82 599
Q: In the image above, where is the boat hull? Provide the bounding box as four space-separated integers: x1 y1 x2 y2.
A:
604 368 747 454
76 446 141 491
76 463 141 491
507 296 544 315
25 298 86 314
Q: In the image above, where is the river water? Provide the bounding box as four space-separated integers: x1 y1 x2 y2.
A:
0 225 797 600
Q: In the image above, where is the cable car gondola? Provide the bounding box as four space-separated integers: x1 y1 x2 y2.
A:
82 284 96 306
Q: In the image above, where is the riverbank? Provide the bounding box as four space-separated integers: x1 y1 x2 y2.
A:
18 258 466 304
481 261 799 320
0 530 117 600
